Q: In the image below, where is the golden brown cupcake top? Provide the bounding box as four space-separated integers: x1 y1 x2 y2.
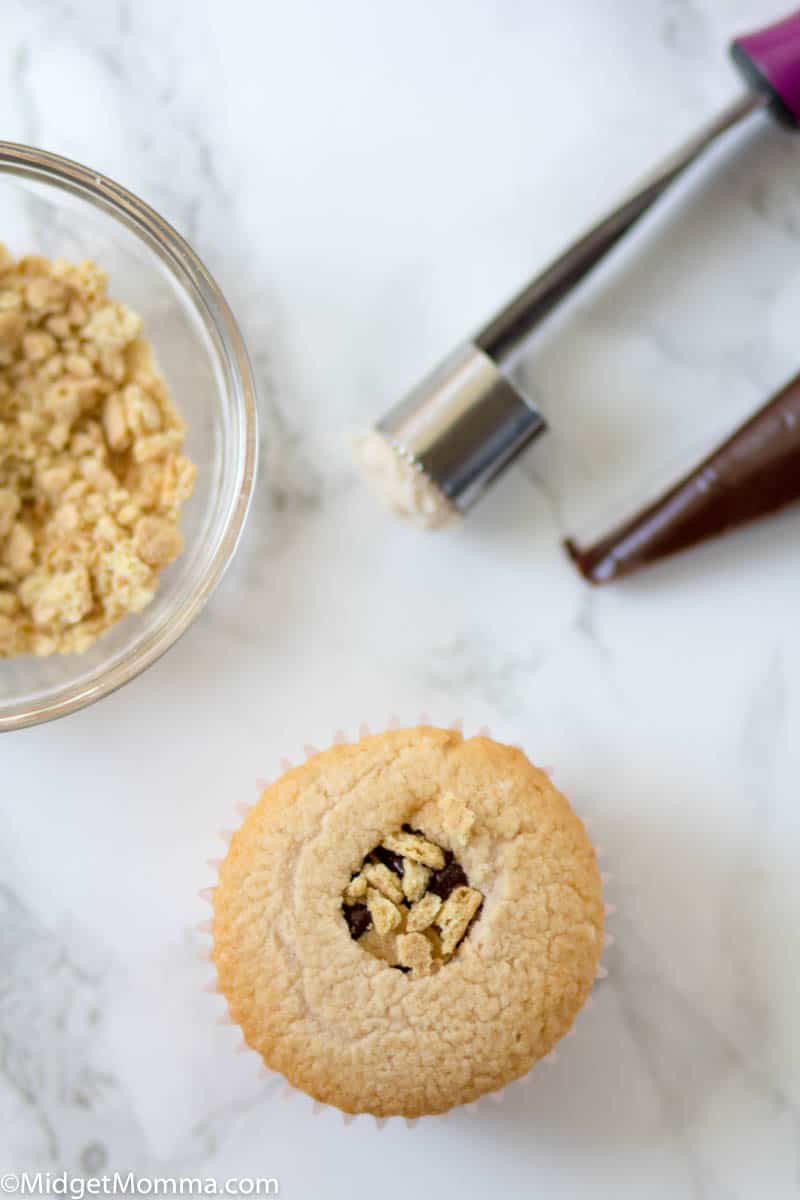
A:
212 727 604 1118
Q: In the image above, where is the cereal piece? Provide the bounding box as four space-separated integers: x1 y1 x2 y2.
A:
381 830 445 869
343 874 368 905
406 892 442 934
401 858 430 903
435 886 483 957
396 932 433 977
362 862 404 905
133 516 183 569
365 888 402 936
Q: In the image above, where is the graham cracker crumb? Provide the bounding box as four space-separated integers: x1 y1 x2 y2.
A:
133 515 183 569
423 925 443 959
344 826 484 969
436 886 483 956
362 862 404 905
401 859 430 902
366 888 402 936
0 247 196 657
406 892 442 933
343 874 368 904
381 830 445 869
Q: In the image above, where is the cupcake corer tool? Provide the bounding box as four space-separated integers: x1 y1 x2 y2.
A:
371 9 800 521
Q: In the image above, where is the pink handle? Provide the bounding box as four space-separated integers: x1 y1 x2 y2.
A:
732 10 800 125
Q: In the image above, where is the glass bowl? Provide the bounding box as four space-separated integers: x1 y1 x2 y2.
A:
0 143 257 732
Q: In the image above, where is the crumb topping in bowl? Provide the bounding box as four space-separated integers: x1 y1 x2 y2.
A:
0 248 196 657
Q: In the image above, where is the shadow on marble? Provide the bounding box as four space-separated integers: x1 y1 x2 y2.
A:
455 803 796 1170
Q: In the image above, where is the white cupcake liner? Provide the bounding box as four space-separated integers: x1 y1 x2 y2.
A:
197 717 614 1128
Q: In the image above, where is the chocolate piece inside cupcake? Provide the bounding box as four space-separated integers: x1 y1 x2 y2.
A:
342 827 483 975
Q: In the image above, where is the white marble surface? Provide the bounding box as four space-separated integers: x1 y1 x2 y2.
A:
3 1 800 1196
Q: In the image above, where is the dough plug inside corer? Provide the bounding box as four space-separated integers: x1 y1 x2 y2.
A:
355 9 800 533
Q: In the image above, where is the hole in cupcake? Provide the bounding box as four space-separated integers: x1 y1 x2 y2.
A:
341 827 483 976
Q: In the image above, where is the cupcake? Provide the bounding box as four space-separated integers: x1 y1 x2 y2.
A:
211 726 603 1118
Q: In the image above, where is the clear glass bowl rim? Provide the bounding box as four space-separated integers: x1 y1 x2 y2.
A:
0 141 258 733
